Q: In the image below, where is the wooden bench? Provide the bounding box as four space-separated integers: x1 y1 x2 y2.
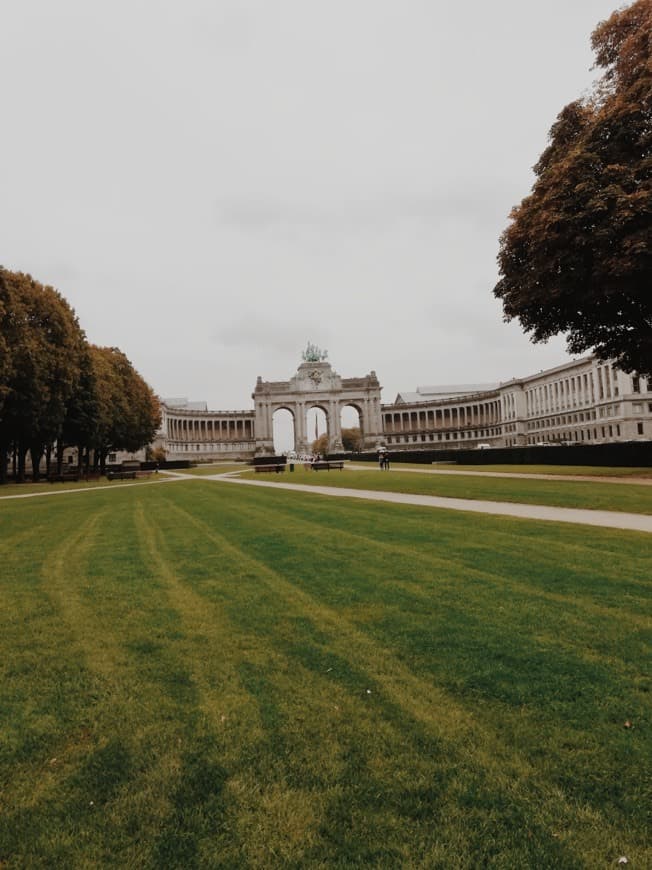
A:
106 470 137 481
47 471 102 483
254 464 286 474
48 472 80 483
311 461 344 471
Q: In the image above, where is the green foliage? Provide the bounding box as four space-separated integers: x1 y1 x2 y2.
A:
0 269 86 479
0 268 160 480
0 481 650 866
89 346 161 458
494 0 652 375
311 432 329 454
342 426 362 451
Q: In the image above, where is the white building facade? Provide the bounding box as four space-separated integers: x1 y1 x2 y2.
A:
383 356 651 450
155 354 651 459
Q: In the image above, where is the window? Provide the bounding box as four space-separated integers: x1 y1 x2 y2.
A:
637 423 644 435
632 375 640 392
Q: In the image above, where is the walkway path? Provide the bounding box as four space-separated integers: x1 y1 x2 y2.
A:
212 474 652 533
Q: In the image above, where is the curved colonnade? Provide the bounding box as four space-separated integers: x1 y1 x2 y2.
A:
157 356 651 460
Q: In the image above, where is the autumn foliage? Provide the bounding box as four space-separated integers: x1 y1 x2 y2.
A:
0 267 161 482
494 0 652 376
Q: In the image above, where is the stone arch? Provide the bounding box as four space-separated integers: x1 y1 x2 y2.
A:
340 401 363 451
253 360 383 456
306 403 330 451
272 406 296 454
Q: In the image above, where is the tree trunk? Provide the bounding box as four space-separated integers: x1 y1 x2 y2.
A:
56 441 65 476
29 445 43 482
45 444 52 477
0 444 7 484
17 445 27 483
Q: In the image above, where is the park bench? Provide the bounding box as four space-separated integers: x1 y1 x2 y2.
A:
106 470 137 481
255 464 286 473
48 472 80 483
311 461 344 471
47 471 102 483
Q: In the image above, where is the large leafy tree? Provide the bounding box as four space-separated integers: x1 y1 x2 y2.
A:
342 427 362 451
89 346 161 472
0 269 85 481
494 0 652 375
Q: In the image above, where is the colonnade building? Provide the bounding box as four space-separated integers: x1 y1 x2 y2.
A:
383 356 650 450
156 354 651 460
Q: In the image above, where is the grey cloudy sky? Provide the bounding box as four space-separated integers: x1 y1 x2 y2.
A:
2 0 619 410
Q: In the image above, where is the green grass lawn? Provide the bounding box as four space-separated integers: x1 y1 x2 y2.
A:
1 481 650 867
249 465 652 515
0 475 160 497
178 464 247 476
395 462 652 478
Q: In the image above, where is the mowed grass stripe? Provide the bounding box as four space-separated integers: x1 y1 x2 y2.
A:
178 485 651 823
182 481 651 684
2 492 249 867
134 501 356 864
145 490 588 866
147 485 648 863
1 482 650 866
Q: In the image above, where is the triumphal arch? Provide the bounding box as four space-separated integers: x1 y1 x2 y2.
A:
252 344 383 455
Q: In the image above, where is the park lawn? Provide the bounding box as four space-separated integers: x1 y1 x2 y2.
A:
179 464 247 476
0 480 650 867
0 476 160 498
247 465 652 514
389 462 652 478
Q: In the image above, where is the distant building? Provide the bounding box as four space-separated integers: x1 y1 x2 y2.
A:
384 356 651 449
154 354 651 459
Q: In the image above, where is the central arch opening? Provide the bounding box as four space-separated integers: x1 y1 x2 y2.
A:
273 408 295 455
341 404 362 452
307 406 328 455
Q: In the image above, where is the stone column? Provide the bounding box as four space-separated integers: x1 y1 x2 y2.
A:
330 401 343 451
296 402 308 454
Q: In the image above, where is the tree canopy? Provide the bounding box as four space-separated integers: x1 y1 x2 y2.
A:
0 270 85 478
0 267 161 481
494 0 652 376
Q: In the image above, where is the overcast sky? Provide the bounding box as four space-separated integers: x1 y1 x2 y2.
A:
2 0 619 412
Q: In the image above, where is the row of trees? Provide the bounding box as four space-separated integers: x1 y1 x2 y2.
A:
0 268 161 483
494 0 651 377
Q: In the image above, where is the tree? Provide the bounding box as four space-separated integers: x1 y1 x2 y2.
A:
312 433 329 455
494 0 652 376
58 342 101 474
88 346 161 472
341 426 362 452
0 269 85 481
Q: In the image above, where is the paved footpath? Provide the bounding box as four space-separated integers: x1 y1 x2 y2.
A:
212 474 652 533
